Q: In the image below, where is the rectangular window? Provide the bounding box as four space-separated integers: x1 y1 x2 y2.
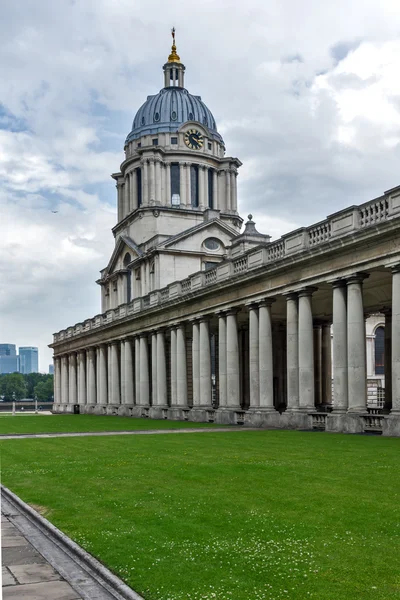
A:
171 137 178 144
190 165 199 207
136 168 142 207
170 162 180 205
208 142 212 150
137 142 141 148
208 168 213 209
152 138 158 146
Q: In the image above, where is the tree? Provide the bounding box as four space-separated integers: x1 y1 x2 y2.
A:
0 373 27 401
25 372 44 398
34 377 54 402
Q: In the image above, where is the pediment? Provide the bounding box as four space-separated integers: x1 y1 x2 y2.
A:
159 219 238 254
103 235 143 278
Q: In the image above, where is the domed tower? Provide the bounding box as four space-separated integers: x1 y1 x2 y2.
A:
99 31 243 311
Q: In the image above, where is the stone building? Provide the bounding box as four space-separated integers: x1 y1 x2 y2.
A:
50 33 400 436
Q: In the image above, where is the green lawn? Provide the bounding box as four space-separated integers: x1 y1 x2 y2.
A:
1 430 399 600
0 414 221 435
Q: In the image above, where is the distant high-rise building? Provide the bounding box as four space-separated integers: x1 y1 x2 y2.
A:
49 364 54 375
19 347 39 374
0 344 19 374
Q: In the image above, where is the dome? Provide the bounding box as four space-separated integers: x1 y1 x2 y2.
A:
125 87 224 145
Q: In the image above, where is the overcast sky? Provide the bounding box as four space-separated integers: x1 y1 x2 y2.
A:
1 0 400 372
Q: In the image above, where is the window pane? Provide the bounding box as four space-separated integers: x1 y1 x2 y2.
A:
136 168 142 207
170 163 180 204
375 326 385 375
208 169 213 209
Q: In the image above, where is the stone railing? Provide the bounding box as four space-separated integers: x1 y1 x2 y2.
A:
361 414 384 433
53 186 400 343
310 413 327 430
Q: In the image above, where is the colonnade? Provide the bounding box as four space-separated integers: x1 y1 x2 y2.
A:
117 160 237 220
53 268 400 418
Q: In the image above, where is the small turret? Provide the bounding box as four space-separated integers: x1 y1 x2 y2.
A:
163 27 185 88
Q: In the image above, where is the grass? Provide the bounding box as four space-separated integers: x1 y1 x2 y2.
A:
0 414 222 435
1 430 400 600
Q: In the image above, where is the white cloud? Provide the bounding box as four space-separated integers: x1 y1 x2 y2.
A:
2 0 400 369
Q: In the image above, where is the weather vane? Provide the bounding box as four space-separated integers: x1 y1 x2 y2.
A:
171 27 176 43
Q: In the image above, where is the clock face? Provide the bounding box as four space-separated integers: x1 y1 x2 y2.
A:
184 129 204 150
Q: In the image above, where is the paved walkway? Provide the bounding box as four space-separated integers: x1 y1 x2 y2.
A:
2 506 82 599
0 426 252 440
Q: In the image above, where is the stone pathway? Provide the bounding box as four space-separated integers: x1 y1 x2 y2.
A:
0 426 252 440
2 512 82 599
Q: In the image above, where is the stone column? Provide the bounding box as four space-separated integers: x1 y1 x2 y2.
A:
149 159 155 203
347 274 368 412
198 166 205 209
132 169 138 210
69 354 77 405
143 160 149 206
179 163 186 206
332 281 348 412
155 159 161 204
176 324 188 406
61 356 69 404
107 344 112 402
120 339 126 404
192 320 200 406
185 163 191 207
157 330 168 406
199 318 212 406
298 288 316 411
218 312 227 408
248 304 259 408
117 183 123 221
124 338 134 405
321 323 332 405
259 299 275 410
110 342 120 405
383 308 392 411
313 324 322 406
135 337 140 405
139 335 150 406
286 293 299 411
226 310 241 408
213 169 218 210
98 344 108 405
151 332 158 405
166 163 171 204
54 357 61 403
170 327 177 406
87 348 96 405
225 170 231 211
125 174 130 216
230 171 236 212
391 267 400 414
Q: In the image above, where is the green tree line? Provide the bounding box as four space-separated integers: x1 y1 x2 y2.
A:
0 373 54 402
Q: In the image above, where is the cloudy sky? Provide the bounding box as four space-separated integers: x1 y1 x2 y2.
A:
1 0 400 371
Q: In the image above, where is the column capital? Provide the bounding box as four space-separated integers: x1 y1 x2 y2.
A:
392 264 400 275
298 286 318 298
346 272 369 285
225 307 241 317
331 278 347 289
284 291 298 301
258 297 276 308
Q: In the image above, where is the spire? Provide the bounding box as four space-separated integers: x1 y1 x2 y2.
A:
168 27 181 63
163 28 185 88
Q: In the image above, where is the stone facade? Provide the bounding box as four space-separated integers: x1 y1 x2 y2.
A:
50 37 400 436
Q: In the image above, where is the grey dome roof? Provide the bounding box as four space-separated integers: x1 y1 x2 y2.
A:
125 87 224 145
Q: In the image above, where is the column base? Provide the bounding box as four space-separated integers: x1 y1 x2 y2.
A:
190 406 214 422
149 406 170 420
168 406 191 421
130 405 151 418
325 413 364 434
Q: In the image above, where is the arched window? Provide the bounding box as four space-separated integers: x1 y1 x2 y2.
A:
123 253 132 304
375 326 385 375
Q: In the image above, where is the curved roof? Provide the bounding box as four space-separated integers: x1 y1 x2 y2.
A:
125 87 224 145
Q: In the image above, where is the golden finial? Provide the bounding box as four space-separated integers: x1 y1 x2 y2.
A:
168 27 181 63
